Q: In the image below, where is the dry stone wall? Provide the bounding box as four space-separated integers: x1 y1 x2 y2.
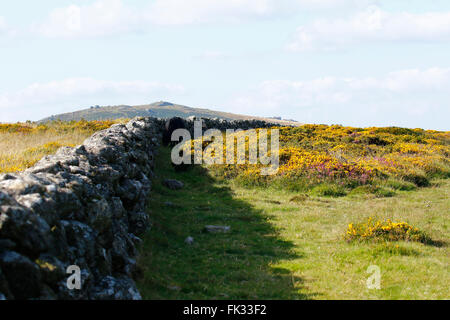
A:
0 117 163 300
0 116 280 300
184 116 277 134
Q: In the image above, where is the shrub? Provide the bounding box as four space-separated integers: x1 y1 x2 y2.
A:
202 122 450 203
311 183 346 197
383 179 417 191
372 187 395 197
206 124 449 195
359 135 389 146
345 218 432 244
349 185 395 197
234 171 270 187
403 173 430 187
272 177 313 192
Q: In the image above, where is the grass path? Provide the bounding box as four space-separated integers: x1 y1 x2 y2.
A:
137 147 449 299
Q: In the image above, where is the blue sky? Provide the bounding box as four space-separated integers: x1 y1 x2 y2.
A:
0 0 449 130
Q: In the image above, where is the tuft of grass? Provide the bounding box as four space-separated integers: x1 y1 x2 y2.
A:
310 183 347 197
369 243 422 257
349 185 395 198
289 194 309 203
382 178 417 191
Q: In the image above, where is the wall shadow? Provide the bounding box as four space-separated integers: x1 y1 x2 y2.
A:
137 147 318 300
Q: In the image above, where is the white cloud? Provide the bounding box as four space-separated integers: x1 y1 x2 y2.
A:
34 0 375 37
288 6 450 51
0 17 5 31
149 0 375 25
35 0 141 38
229 68 450 129
0 78 185 122
0 16 14 37
147 0 369 25
348 68 450 92
148 0 280 25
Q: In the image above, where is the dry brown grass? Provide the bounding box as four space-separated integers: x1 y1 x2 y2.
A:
0 120 127 173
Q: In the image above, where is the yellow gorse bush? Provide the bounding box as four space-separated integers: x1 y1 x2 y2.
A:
204 124 449 189
345 217 431 244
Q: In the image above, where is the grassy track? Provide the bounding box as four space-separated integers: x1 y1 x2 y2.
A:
137 147 449 300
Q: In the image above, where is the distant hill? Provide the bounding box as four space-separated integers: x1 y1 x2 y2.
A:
39 101 300 126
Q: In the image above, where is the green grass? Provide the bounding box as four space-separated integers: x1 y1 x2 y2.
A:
137 147 449 300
